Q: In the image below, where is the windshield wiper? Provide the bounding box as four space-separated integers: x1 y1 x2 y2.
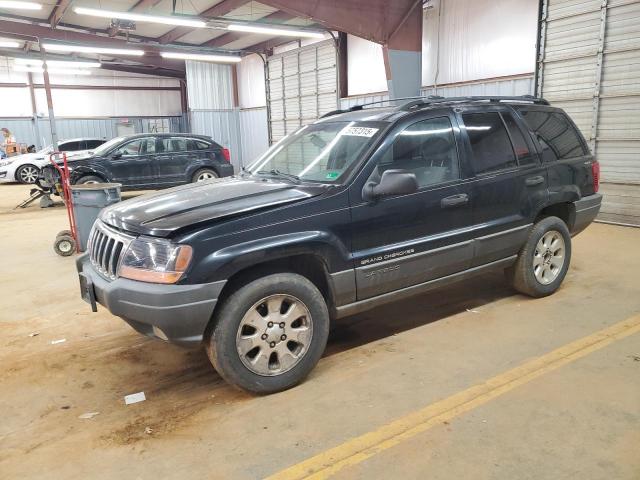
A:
255 169 301 183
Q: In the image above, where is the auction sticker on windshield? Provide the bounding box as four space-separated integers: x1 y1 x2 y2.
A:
343 126 379 137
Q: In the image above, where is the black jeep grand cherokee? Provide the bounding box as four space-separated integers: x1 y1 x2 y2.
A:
77 96 602 394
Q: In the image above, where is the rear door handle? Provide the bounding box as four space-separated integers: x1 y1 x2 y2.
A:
525 175 545 186
441 193 469 208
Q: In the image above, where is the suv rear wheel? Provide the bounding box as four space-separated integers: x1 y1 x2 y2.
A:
505 216 572 297
206 273 330 394
193 168 218 182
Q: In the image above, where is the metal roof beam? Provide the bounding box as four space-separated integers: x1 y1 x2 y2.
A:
158 0 250 44
202 10 295 47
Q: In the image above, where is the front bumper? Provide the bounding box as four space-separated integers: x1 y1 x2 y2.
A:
0 169 12 183
76 254 225 347
571 193 602 236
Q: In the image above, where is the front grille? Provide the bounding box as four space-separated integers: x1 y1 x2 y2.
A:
88 221 134 280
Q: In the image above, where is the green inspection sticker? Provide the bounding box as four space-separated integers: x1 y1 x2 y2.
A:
326 171 340 179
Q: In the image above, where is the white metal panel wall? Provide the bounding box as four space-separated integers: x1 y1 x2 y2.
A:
346 35 388 96
186 60 234 110
340 76 534 110
239 108 269 165
267 40 338 143
237 54 267 109
423 0 538 86
538 0 640 225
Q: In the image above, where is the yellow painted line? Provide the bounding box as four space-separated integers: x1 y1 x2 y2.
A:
267 313 640 480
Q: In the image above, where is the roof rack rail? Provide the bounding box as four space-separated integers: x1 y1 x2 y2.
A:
399 95 549 111
319 95 549 119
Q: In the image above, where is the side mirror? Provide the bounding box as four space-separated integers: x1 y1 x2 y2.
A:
111 152 123 160
362 169 419 201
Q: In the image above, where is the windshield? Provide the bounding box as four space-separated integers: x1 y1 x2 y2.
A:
92 136 127 156
247 121 384 183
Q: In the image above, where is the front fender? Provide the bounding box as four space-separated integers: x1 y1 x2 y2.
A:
187 230 351 284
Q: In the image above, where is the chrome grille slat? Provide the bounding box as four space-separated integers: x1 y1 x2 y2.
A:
88 221 135 281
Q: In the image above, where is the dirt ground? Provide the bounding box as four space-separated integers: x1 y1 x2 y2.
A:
0 182 639 479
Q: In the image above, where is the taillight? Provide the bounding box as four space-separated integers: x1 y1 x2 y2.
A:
591 160 600 193
221 148 231 163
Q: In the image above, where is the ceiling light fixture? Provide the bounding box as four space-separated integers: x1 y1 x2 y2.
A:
43 43 145 56
74 6 206 28
0 40 20 48
160 52 241 63
226 24 325 39
0 1 42 10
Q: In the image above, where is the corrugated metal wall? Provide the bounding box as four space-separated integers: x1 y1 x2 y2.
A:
538 0 640 226
239 108 269 165
340 75 534 110
186 61 234 110
186 60 269 168
0 116 187 149
267 40 339 143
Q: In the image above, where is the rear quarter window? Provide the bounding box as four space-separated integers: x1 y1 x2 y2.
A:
518 109 587 161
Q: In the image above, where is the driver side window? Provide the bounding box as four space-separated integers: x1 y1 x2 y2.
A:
376 117 460 188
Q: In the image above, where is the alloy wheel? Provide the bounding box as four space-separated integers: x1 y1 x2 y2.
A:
19 166 38 183
236 294 313 376
197 172 216 181
533 230 565 285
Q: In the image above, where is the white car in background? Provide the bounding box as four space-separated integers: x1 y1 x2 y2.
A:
0 138 107 184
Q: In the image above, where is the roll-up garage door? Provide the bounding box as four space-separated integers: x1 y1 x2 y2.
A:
266 40 338 143
537 0 640 225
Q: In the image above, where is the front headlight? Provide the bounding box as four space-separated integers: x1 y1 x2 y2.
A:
0 160 13 167
119 237 193 284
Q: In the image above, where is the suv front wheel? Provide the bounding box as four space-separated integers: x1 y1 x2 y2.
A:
206 273 330 394
505 216 572 297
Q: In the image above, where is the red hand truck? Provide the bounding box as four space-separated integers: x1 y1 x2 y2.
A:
50 152 79 256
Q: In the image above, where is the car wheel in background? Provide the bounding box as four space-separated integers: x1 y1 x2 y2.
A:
76 175 104 185
192 168 219 183
16 164 40 184
206 273 330 394
505 216 572 298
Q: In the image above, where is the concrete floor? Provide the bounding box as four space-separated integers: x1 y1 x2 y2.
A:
0 183 639 480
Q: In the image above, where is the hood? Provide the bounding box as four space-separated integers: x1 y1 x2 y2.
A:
2 152 45 164
100 176 328 237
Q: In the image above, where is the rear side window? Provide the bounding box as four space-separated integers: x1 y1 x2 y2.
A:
85 140 105 149
462 112 516 174
193 140 211 150
59 141 81 152
518 110 586 161
502 112 536 166
161 138 189 152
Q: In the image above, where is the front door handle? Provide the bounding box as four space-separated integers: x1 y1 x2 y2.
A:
525 175 545 186
441 193 469 208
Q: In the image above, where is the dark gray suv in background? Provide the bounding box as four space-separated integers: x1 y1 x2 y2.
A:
40 133 234 191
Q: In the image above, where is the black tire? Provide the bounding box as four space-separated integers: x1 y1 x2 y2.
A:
206 273 330 394
76 175 104 185
53 234 76 257
16 164 40 184
192 168 219 183
56 229 72 238
505 216 572 298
